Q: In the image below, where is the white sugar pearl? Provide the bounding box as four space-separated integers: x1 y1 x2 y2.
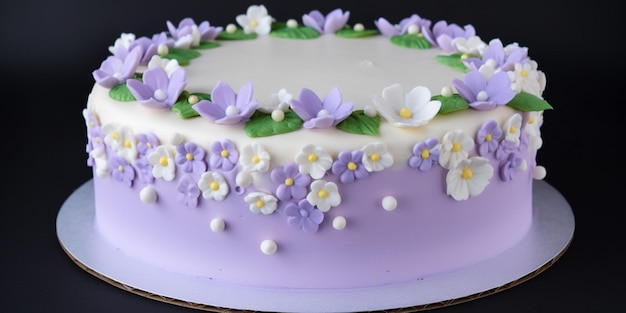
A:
188 95 199 104
353 23 364 31
382 196 397 211
226 23 237 33
533 165 547 180
236 171 253 187
260 240 277 255
286 19 298 28
271 109 285 121
407 24 419 34
157 44 169 56
364 105 377 117
210 218 225 232
333 216 346 230
140 186 157 203
169 133 184 145
441 86 453 97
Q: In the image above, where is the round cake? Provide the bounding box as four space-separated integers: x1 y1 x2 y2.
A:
84 5 552 291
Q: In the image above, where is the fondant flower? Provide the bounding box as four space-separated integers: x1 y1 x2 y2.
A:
176 175 201 208
239 142 270 173
464 39 529 73
422 20 475 53
446 156 494 201
126 66 186 109
209 139 239 171
408 138 440 172
109 156 135 187
439 129 475 170
452 69 515 111
373 84 441 128
495 138 519 161
192 81 258 125
108 33 136 56
90 147 109 179
130 32 174 64
236 4 273 35
332 150 369 184
307 180 341 212
148 145 176 181
285 199 324 233
476 120 503 156
271 162 311 202
258 88 293 114
502 113 523 146
101 124 138 162
167 17 222 49
136 132 159 157
290 87 353 129
499 152 524 182
302 9 350 34
374 14 428 37
524 111 543 151
175 142 207 174
135 158 155 184
508 61 546 98
361 142 393 172
244 192 278 215
197 171 229 201
295 144 333 179
450 36 487 56
92 46 142 88
147 55 182 77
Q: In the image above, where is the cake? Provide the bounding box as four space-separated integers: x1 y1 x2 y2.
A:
84 4 552 295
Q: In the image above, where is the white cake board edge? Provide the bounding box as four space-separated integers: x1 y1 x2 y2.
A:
56 179 574 313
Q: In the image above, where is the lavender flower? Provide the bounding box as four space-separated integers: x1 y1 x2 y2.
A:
476 120 503 156
136 133 159 157
331 150 368 184
167 18 223 48
126 66 187 109
175 142 207 174
499 151 523 181
422 20 475 53
375 14 430 37
495 138 519 161
408 138 440 171
177 175 201 208
302 9 350 34
271 162 311 202
209 139 239 171
463 39 529 72
452 69 515 110
131 32 174 64
92 46 142 88
110 156 135 187
135 158 155 184
192 81 258 125
285 199 324 233
291 87 353 129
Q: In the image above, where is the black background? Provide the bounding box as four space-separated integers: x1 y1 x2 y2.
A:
2 0 624 312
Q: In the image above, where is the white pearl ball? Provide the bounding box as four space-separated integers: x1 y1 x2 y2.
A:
333 216 347 230
140 186 157 204
533 165 547 180
271 109 285 121
260 240 277 255
382 196 397 211
210 218 225 232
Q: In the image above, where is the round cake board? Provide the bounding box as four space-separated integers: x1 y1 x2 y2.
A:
57 179 574 313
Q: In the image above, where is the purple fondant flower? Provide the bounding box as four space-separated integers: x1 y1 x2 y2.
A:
495 138 519 161
209 139 239 171
285 199 324 233
422 20 475 53
464 39 529 72
302 9 350 34
135 158 155 184
192 81 258 125
92 46 142 88
136 133 160 157
131 32 174 64
408 138 440 172
176 175 201 208
167 18 223 48
476 120 503 156
332 150 368 184
375 14 430 37
452 69 515 110
126 66 187 109
271 162 311 202
290 87 353 129
499 151 523 181
175 142 207 174
110 156 135 187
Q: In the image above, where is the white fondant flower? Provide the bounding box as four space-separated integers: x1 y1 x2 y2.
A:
240 142 270 173
524 111 543 151
90 147 109 178
373 84 441 128
452 35 487 56
108 33 136 54
236 5 273 35
198 171 229 201
361 142 394 172
257 88 292 114
439 129 475 170
244 192 278 215
507 61 546 98
102 124 138 162
307 180 341 212
446 157 494 201
147 55 182 78
148 145 176 181
503 113 523 146
295 144 333 179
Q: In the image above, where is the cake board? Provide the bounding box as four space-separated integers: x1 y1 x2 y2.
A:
56 179 574 313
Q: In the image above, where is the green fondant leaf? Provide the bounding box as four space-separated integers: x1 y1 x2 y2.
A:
432 94 470 114
270 26 320 39
109 83 136 102
244 111 303 138
390 34 432 49
172 92 211 119
506 92 554 112
217 29 258 40
436 53 470 72
336 28 379 38
336 110 380 136
195 40 221 49
162 48 201 66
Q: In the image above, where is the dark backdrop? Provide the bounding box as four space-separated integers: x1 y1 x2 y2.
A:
2 0 623 312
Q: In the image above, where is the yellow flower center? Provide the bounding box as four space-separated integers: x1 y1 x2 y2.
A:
347 162 357 171
421 149 430 159
461 53 469 59
528 116 535 124
485 134 492 142
451 142 461 152
370 153 380 162
252 155 260 164
111 131 119 140
250 19 258 27
509 126 517 134
399 107 412 118
124 139 131 148
318 189 328 199
256 199 265 208
461 167 473 180
221 150 230 158
118 165 124 172
159 156 168 167
308 153 318 162
147 142 153 149
210 181 219 191
285 178 294 186
89 121 95 127
520 69 528 77
186 153 194 161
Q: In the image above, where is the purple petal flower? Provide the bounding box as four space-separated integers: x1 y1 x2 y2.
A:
302 9 350 34
176 175 201 208
408 138 440 172
136 132 159 157
495 138 519 161
499 151 523 181
285 199 324 233
291 87 353 129
271 162 311 201
452 70 515 110
175 142 207 174
476 120 503 156
209 139 239 171
167 17 196 41
135 158 155 184
198 20 223 41
331 150 368 184
110 156 135 187
375 14 430 37
131 32 174 64
464 39 529 72
92 46 142 88
192 81 258 125
126 66 187 109
422 20 475 52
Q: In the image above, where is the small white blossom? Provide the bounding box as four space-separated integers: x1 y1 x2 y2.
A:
90 147 109 178
240 143 270 173
307 180 341 212
236 4 273 35
108 33 136 54
148 145 176 181
507 61 546 98
102 124 137 162
258 88 292 114
452 35 487 56
244 192 278 215
524 111 544 151
295 144 333 179
439 129 475 170
147 55 182 77
361 142 393 172
503 113 523 146
373 84 441 128
198 171 229 201
446 157 494 201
